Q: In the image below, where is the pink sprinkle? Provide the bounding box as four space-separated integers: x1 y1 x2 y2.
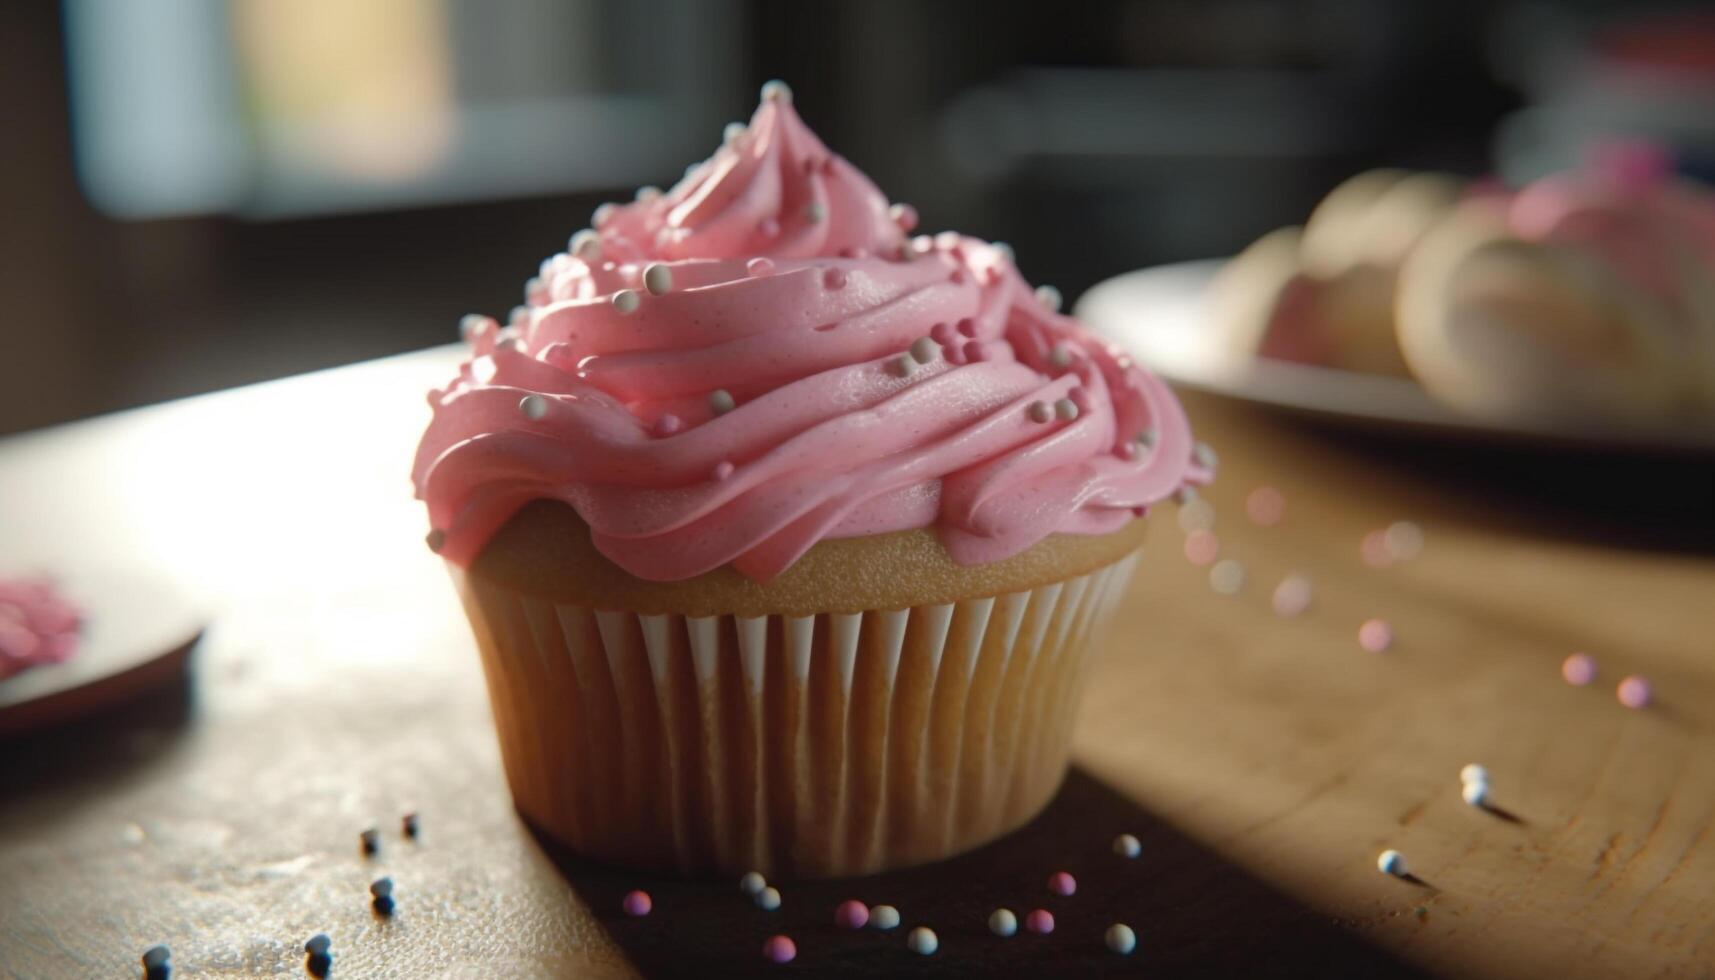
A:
1272 574 1313 617
713 461 735 481
757 218 780 238
1617 675 1652 709
762 935 796 964
956 317 977 338
1246 486 1285 526
1025 909 1054 934
1358 618 1393 653
1048 871 1076 896
936 231 961 251
1184 530 1220 566
1562 653 1597 686
834 899 868 930
962 341 985 363
822 267 848 290
623 890 652 916
949 267 966 284
653 414 683 436
892 203 918 231
746 257 774 277
1361 530 1393 568
930 321 955 345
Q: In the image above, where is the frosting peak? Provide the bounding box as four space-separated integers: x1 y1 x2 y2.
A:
415 83 1207 582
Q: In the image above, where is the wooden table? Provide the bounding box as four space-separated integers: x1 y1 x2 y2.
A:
2 347 1712 979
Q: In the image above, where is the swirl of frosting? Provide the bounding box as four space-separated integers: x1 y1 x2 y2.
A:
414 83 1208 582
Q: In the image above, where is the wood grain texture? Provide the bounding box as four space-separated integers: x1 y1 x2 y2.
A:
1 346 1711 978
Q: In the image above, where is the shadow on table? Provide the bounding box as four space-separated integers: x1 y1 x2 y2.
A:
530 766 1428 978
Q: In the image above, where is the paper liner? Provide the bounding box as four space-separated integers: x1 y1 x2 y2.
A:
451 553 1139 877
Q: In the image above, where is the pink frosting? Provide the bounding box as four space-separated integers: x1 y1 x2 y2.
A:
414 85 1207 582
0 576 81 680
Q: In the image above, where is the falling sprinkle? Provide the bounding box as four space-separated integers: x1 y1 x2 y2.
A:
1184 530 1220 566
1385 521 1424 561
869 905 901 930
1246 486 1285 526
623 890 652 916
1105 923 1137 955
1177 498 1215 534
1358 619 1393 653
1617 675 1652 709
739 872 767 896
1035 285 1063 312
1377 849 1408 876
1113 833 1142 858
643 264 673 295
756 886 782 911
988 908 1018 937
835 900 869 930
762 935 796 964
1562 653 1596 686
612 289 641 315
519 395 548 420
1209 559 1246 595
1025 909 1055 934
907 927 939 956
709 389 736 415
1048 871 1076 896
1272 574 1313 617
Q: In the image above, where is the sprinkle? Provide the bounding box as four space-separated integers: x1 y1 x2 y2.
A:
1462 780 1490 808
869 904 900 930
569 228 601 260
822 267 847 290
459 313 493 341
724 122 746 145
1184 530 1219 566
1361 530 1394 568
761 79 793 103
1035 285 1063 312
887 355 916 378
369 876 394 898
1272 574 1313 617
1177 498 1215 533
1048 871 1076 896
402 813 419 839
519 395 548 420
592 202 617 227
992 241 1015 263
835 899 869 930
1209 559 1246 595
1193 441 1219 470
909 336 938 364
1459 764 1488 785
643 264 673 295
1358 618 1393 653
762 935 796 964
372 894 395 915
1246 486 1285 526
1562 653 1597 686
1385 521 1424 561
1054 398 1079 421
360 828 380 856
1025 909 1054 934
525 276 545 302
635 185 661 202
305 934 331 956
142 946 171 969
739 871 767 896
1113 833 1142 858
1048 344 1072 369
1027 401 1052 423
988 908 1018 937
907 926 939 955
962 340 985 363
1377 849 1408 877
709 389 736 415
623 889 652 916
1617 675 1652 709
889 202 918 231
1175 486 1198 505
757 217 780 238
756 886 782 911
803 201 826 223
746 257 774 277
1105 923 1137 955
713 461 735 481
1136 429 1157 448
654 414 684 436
508 305 530 328
425 529 446 554
611 289 641 315
935 231 961 251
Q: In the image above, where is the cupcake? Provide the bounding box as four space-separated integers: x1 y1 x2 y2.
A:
413 81 1208 877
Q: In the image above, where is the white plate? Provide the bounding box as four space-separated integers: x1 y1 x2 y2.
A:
1077 259 1715 454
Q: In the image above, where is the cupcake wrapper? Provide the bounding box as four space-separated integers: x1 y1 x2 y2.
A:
454 552 1139 878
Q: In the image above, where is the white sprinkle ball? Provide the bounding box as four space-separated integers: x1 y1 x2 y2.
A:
1272 574 1314 617
508 305 530 328
1460 764 1488 786
1048 344 1072 369
1035 284 1063 312
739 871 766 896
569 228 601 260
1377 849 1408 877
803 201 826 223
761 79 793 103
709 389 736 415
907 926 938 956
525 276 545 301
1462 780 1490 808
611 289 641 315
888 202 919 231
1194 441 1219 470
909 336 938 364
991 241 1015 263
869 905 900 930
518 395 548 420
1105 923 1137 955
1175 486 1199 505
723 122 746 145
887 354 916 378
1386 520 1424 561
1113 833 1142 858
592 203 617 228
1054 397 1080 421
1027 401 1052 424
635 185 661 202
459 313 491 340
987 908 1017 937
1210 558 1246 595
755 886 781 911
1177 497 1216 534
643 263 673 296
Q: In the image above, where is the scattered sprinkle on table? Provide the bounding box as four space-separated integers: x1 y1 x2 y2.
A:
1246 486 1285 526
1361 530 1393 569
1562 653 1597 686
762 935 796 964
1210 558 1246 595
1026 909 1055 934
834 899 868 930
907 926 939 955
1105 923 1137 955
1460 764 1488 785
1048 871 1077 896
623 890 652 917
401 813 419 839
755 886 782 911
1617 675 1652 709
1462 781 1491 808
988 908 1018 937
1113 833 1141 858
304 934 331 956
1176 497 1215 534
370 876 395 915
1184 530 1220 566
869 905 901 930
1385 521 1424 561
739 871 766 896
142 945 171 978
1377 849 1408 877
1358 619 1393 653
1272 574 1313 617
359 828 379 856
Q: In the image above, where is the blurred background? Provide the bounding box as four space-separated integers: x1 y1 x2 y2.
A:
4 0 1712 436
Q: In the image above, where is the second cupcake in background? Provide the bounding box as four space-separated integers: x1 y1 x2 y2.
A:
414 81 1209 877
